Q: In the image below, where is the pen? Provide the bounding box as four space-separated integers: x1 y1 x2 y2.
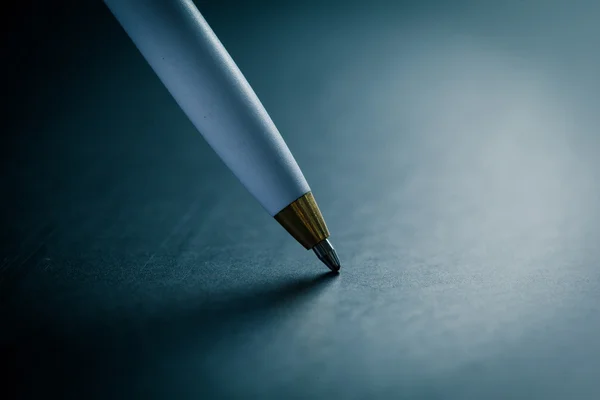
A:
104 0 341 272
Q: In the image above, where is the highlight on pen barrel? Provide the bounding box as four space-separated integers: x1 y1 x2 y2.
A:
103 0 311 217
275 192 341 272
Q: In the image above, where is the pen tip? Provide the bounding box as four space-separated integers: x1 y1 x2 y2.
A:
313 238 341 273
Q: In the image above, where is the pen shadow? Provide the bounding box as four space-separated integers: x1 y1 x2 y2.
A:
187 270 339 321
147 270 340 349
5 270 340 397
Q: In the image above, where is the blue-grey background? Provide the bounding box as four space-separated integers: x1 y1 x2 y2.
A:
2 0 600 398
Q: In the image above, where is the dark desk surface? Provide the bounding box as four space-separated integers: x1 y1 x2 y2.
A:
2 1 600 398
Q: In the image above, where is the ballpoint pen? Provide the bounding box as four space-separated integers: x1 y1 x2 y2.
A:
104 0 341 272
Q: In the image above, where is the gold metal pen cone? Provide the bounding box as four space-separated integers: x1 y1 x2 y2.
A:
274 192 330 249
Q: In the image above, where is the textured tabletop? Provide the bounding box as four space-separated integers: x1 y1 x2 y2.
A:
2 1 600 398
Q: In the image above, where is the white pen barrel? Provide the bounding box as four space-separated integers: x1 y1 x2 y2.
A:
104 0 310 216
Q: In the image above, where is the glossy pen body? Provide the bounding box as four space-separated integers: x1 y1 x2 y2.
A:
104 0 340 271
